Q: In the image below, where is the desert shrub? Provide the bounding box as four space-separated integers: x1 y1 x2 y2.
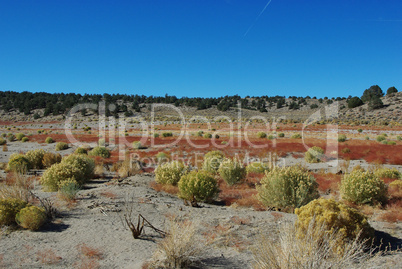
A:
162 132 173 137
385 140 396 145
149 220 203 268
0 138 5 145
7 153 30 174
42 152 62 168
21 137 29 142
389 180 402 190
7 134 15 142
132 141 143 149
1 133 6 138
88 146 110 158
98 138 106 147
340 170 387 205
155 161 187 185
374 167 401 179
257 131 267 138
156 152 169 163
246 162 270 174
357 128 363 133
55 142 68 151
365 136 370 140
75 147 88 154
58 178 80 202
15 205 47 230
0 198 28 226
341 148 350 154
291 133 302 139
305 146 325 163
154 133 160 138
202 150 225 174
295 198 374 254
376 135 386 142
338 134 347 142
257 165 319 212
40 154 95 191
15 133 25 141
278 132 285 137
45 137 54 144
178 170 219 206
196 131 203 137
218 158 246 186
203 133 212 138
397 135 402 141
267 134 275 140
25 149 46 169
347 96 364 108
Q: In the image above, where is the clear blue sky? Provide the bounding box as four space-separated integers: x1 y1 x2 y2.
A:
0 0 401 98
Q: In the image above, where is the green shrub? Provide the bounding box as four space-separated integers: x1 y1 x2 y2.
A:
45 137 54 144
389 180 402 190
257 131 267 138
267 135 275 140
202 151 225 174
88 146 110 158
218 158 246 186
305 146 324 163
153 133 159 138
291 133 302 139
21 137 29 142
196 131 204 137
338 134 347 142
55 142 69 151
357 128 363 133
155 161 187 185
58 179 80 202
295 198 374 254
42 152 62 168
178 170 219 206
156 152 169 163
278 132 285 138
25 149 46 169
98 138 106 147
257 165 319 212
385 140 396 145
15 205 47 231
365 136 370 140
40 154 95 191
340 170 387 205
132 141 143 149
246 162 270 174
7 134 15 142
7 153 30 174
15 133 25 141
0 198 28 226
376 135 386 142
162 132 173 137
374 167 401 179
0 138 6 145
397 135 402 141
203 133 212 138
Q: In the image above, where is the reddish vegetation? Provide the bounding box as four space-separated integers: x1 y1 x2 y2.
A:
312 173 341 193
149 181 179 195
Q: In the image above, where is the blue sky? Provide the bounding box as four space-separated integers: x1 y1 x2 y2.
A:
0 0 401 98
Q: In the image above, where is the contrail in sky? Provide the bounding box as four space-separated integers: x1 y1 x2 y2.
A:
244 0 273 37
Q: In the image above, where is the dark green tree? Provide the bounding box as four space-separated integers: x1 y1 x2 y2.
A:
386 86 398 95
361 85 384 103
347 97 363 108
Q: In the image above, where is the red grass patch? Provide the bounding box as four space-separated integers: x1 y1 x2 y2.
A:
313 173 341 193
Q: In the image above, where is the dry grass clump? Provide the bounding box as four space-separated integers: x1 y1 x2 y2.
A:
148 220 204 269
252 220 382 269
0 173 36 202
305 146 324 163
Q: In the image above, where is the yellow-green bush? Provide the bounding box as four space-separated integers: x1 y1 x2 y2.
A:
218 158 246 186
340 170 387 205
88 146 110 158
0 198 28 226
42 152 62 168
246 162 270 174
58 178 80 201
45 137 54 144
376 135 386 142
21 137 29 142
0 138 6 145
155 161 187 185
25 149 46 169
295 198 374 253
15 133 25 141
75 147 88 154
304 146 324 163
374 167 401 179
40 154 95 191
178 170 219 205
338 134 347 142
55 142 69 151
257 131 267 138
389 180 402 190
257 165 319 212
291 133 302 139
15 205 47 230
7 153 30 174
132 141 142 149
202 151 225 174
